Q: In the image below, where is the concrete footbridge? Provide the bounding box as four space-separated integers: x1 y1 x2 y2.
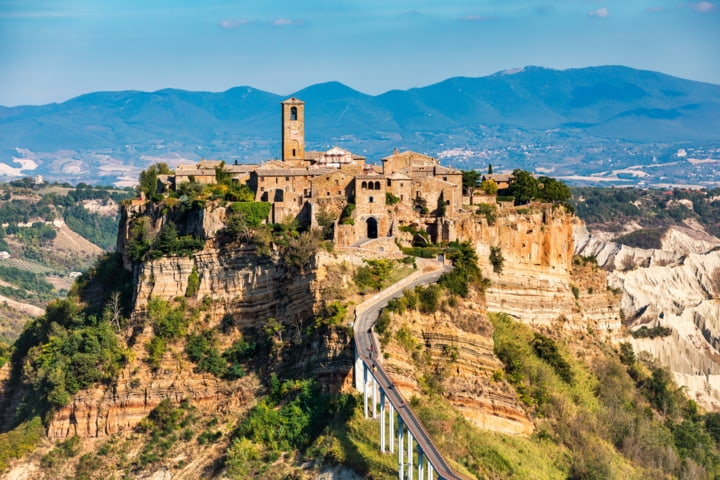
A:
353 260 468 480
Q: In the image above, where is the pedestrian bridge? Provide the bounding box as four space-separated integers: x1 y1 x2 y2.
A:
352 264 466 480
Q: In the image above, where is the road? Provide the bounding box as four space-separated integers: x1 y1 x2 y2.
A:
353 263 467 480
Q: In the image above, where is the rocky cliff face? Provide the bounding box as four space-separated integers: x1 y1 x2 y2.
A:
46 202 355 439
44 200 626 441
380 292 534 436
459 205 622 334
576 224 720 410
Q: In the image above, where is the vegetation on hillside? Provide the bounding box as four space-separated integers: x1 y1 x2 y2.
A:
571 186 720 239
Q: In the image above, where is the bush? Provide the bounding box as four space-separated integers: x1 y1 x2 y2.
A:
185 266 200 297
417 284 442 314
530 333 573 383
475 203 497 225
353 259 394 293
631 325 672 338
489 246 504 273
228 201 271 228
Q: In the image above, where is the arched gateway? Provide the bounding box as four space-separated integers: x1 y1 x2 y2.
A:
366 217 378 239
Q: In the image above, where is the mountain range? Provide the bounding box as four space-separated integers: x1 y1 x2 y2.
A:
1 65 719 186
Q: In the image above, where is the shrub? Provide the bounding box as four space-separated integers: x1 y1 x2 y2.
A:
489 246 504 273
475 203 497 225
353 259 394 292
631 325 673 338
417 284 442 314
227 201 271 228
386 192 400 205
185 265 200 297
530 333 573 383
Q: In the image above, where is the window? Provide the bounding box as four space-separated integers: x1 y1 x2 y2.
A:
290 106 298 121
368 182 374 190
285 176 289 181
369 196 374 203
375 181 381 190
387 179 391 187
361 181 368 189
292 149 296 156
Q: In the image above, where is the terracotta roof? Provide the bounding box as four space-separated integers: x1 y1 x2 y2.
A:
256 168 334 177
225 164 258 173
197 160 224 169
174 169 216 177
483 173 512 182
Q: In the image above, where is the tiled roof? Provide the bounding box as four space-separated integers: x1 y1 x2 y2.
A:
256 168 335 177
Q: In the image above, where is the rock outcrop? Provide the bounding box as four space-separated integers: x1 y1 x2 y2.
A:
380 294 534 436
576 223 720 410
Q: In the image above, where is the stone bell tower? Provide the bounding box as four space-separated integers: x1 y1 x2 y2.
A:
281 98 305 165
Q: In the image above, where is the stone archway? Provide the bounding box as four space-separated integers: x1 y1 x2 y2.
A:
366 217 378 239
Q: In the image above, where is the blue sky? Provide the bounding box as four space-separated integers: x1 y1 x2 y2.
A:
0 0 718 106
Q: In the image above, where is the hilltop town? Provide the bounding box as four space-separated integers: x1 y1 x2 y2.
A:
148 97 519 252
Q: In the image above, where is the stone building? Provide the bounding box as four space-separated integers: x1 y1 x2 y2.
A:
166 97 466 248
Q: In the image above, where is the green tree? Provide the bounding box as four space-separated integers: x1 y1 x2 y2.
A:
537 176 571 202
462 170 481 196
480 179 498 195
138 165 160 199
507 169 539 205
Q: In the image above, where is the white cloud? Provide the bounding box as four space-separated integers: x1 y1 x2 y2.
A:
219 19 249 29
692 1 716 12
272 18 304 26
588 7 609 18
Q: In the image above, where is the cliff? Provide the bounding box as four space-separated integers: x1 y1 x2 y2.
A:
576 224 720 410
380 292 534 436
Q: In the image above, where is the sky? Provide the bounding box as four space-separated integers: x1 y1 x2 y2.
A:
0 0 718 106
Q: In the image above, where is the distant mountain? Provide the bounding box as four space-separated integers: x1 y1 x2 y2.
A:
1 66 719 186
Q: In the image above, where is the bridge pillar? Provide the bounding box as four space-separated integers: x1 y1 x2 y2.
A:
380 390 386 453
363 363 369 419
427 463 433 480
398 419 404 479
408 431 414 480
417 448 424 479
372 376 377 419
389 405 395 453
354 348 364 391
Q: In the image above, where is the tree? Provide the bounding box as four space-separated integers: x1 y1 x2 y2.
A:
105 291 123 331
462 170 481 196
480 179 498 195
488 164 493 174
138 165 159 199
507 169 538 205
537 176 571 202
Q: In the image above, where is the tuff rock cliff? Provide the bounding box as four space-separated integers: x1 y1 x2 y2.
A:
576 224 720 410
38 199 626 452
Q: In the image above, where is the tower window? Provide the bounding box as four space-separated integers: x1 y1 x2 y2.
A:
361 181 367 189
375 181 381 190
290 106 298 121
292 149 296 156
369 196 374 203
